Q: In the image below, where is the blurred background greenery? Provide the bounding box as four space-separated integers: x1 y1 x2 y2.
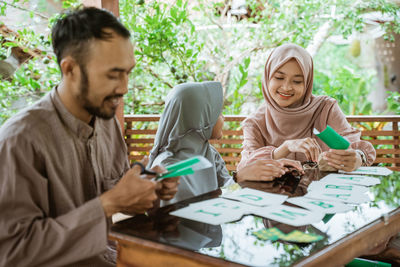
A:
0 0 399 125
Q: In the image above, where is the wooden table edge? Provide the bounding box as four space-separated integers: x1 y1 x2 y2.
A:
109 230 245 267
294 208 400 266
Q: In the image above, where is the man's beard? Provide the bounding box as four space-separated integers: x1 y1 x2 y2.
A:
78 65 119 120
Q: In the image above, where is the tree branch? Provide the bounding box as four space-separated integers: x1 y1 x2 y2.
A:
306 21 334 57
145 66 174 88
215 30 296 92
0 0 49 19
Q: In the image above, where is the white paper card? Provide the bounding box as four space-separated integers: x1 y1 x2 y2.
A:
305 189 370 204
252 205 325 226
320 173 380 187
170 203 245 225
221 188 288 207
339 166 393 176
189 198 255 214
307 181 369 194
286 196 353 214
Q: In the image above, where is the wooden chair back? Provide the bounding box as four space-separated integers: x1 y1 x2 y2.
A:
124 115 400 171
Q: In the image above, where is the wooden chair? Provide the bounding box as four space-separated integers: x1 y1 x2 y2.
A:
124 115 400 171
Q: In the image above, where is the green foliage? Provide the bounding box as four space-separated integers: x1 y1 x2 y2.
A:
0 0 399 124
120 0 208 114
313 43 374 115
225 57 250 114
386 91 400 115
371 172 400 207
60 0 80 9
0 56 60 124
0 36 10 60
0 1 57 124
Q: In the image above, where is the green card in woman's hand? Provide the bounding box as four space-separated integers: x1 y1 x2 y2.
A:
314 125 350 150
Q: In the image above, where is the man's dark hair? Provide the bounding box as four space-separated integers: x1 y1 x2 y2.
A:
51 7 131 67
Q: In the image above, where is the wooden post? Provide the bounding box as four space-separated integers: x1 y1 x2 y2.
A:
81 0 119 16
81 0 125 135
394 121 400 168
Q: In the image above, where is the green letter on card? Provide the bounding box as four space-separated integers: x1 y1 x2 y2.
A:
309 200 334 209
213 202 227 208
324 193 350 200
270 212 294 220
281 209 306 217
239 194 262 201
326 185 352 190
213 203 240 209
338 176 361 182
195 209 221 217
271 209 307 220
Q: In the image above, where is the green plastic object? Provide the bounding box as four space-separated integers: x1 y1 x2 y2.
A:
155 156 212 180
166 157 200 172
346 258 391 267
314 125 350 150
156 167 195 180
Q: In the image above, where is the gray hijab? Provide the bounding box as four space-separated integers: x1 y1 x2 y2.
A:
148 82 232 205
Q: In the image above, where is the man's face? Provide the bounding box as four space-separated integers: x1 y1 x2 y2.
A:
76 31 135 119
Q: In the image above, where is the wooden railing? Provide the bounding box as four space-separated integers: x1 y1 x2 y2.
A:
124 115 400 171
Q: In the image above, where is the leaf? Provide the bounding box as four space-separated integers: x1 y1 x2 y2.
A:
239 64 244 74
3 42 18 48
170 7 177 20
239 79 248 88
244 57 251 69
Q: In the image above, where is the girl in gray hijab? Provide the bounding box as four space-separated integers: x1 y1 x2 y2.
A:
149 82 302 205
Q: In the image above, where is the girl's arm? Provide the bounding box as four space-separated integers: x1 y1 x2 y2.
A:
238 124 277 171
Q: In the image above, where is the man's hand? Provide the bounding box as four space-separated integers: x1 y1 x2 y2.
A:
236 159 303 182
323 149 362 172
100 164 158 217
151 165 180 200
156 178 180 200
151 165 180 201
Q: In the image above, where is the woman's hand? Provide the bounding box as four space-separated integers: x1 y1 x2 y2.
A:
273 138 321 162
283 138 321 162
236 159 303 182
323 149 362 172
276 158 304 173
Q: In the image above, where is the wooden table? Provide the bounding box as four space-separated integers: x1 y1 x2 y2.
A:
109 168 400 266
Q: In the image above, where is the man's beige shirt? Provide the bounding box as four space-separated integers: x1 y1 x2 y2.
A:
0 89 129 266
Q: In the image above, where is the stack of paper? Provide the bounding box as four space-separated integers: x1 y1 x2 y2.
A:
170 166 391 227
339 166 393 176
288 168 386 217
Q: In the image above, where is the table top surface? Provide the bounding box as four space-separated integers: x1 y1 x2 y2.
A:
110 168 400 267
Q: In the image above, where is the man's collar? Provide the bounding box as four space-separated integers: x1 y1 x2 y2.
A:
50 87 96 140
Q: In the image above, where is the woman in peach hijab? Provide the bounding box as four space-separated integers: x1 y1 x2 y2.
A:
238 44 376 172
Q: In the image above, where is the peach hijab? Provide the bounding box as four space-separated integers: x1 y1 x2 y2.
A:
244 44 336 147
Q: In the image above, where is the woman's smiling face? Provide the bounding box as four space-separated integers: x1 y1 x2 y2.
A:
268 58 306 108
